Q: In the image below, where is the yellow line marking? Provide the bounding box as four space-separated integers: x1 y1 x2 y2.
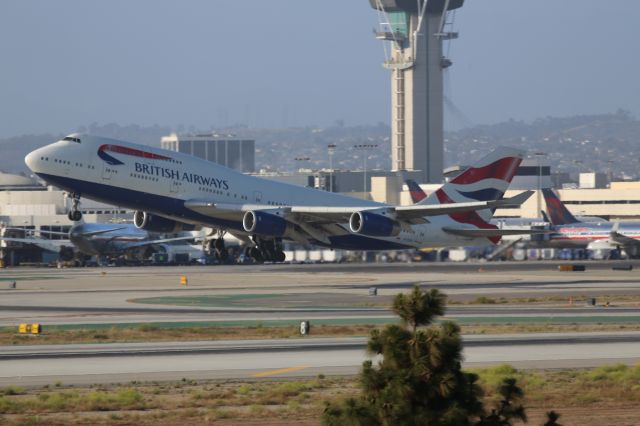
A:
252 365 309 378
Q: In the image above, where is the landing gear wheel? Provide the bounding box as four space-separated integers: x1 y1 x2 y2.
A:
275 250 286 263
68 210 82 221
250 247 263 263
214 238 225 251
68 193 82 222
216 248 229 261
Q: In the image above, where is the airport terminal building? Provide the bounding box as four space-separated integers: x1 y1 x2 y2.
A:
161 133 255 173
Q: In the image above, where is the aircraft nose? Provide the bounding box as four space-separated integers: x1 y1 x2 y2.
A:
25 149 41 172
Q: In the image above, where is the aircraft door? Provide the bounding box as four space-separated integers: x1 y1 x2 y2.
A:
170 179 182 194
101 163 114 180
253 191 262 203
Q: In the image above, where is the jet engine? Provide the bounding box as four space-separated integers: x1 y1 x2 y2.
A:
133 211 196 233
242 210 288 237
349 211 400 237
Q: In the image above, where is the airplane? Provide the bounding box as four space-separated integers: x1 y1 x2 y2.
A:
0 222 200 261
24 134 534 262
541 188 640 257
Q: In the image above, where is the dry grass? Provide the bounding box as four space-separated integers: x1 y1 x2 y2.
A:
1 365 640 425
448 294 640 305
3 321 640 346
0 324 379 346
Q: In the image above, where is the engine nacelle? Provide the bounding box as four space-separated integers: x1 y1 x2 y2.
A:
242 210 288 237
349 211 401 237
133 211 196 233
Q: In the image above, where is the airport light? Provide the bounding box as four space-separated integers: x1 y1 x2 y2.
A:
327 144 336 192
354 144 379 194
534 151 546 219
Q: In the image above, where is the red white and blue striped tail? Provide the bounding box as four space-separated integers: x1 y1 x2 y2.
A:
422 147 525 243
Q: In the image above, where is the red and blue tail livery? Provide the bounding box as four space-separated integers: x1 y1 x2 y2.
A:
542 188 579 225
405 179 427 203
420 147 525 244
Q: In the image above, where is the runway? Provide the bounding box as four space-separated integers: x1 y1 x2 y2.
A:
2 262 640 387
2 262 640 326
1 332 639 387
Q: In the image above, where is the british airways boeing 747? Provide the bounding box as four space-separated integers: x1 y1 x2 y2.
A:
25 134 532 261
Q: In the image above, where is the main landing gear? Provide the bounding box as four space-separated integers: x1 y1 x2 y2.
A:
246 236 286 263
205 230 229 262
67 193 82 222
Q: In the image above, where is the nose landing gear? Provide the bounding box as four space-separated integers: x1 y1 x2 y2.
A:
67 193 83 222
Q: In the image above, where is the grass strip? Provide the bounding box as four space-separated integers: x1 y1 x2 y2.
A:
1 364 640 425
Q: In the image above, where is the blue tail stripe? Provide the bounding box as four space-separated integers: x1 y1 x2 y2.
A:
457 188 503 202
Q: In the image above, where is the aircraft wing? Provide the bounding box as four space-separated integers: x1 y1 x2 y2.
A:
3 227 69 237
184 201 262 221
442 227 551 238
609 231 640 247
183 191 533 226
604 222 640 248
0 236 69 253
123 235 200 249
76 227 129 237
393 191 534 221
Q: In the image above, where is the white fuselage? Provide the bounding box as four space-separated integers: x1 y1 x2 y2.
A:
25 135 491 250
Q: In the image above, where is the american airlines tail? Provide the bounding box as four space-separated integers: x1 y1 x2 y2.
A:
542 188 580 225
420 147 524 243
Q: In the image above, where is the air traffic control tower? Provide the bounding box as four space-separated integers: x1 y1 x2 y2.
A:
370 0 463 183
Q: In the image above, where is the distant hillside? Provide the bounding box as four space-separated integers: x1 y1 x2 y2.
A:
1 111 638 178
446 110 640 179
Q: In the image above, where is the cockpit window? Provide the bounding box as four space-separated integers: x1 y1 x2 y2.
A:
63 136 81 143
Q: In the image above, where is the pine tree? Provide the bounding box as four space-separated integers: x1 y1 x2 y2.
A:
476 377 527 425
322 286 485 426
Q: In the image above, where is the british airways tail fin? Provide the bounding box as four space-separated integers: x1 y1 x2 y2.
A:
421 147 525 243
542 188 580 225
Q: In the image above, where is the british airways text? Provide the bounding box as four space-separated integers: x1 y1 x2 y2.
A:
135 162 230 190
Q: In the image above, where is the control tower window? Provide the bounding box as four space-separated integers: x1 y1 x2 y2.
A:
63 136 81 143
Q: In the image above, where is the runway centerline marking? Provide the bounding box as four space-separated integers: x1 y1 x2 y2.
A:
252 365 309 377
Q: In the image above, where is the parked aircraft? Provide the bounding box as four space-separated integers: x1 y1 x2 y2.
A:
0 222 197 260
541 188 640 256
24 134 533 262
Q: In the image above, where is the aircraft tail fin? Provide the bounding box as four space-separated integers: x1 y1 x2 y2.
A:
405 179 427 203
422 147 525 243
542 188 580 225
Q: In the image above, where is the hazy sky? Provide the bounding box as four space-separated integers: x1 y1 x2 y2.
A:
1 0 639 137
